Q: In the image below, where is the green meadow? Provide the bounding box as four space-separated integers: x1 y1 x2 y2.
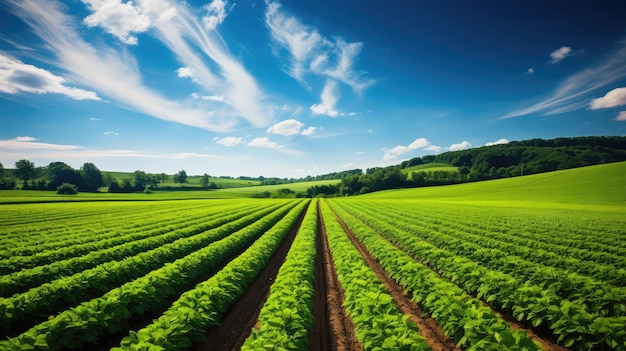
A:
366 161 626 211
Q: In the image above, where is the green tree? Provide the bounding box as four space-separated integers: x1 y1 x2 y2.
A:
46 162 84 190
132 170 152 190
159 173 169 184
173 170 188 186
15 159 36 184
80 163 104 191
56 183 79 195
201 173 210 188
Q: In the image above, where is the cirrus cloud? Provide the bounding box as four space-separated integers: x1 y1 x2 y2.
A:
550 46 572 64
0 54 100 100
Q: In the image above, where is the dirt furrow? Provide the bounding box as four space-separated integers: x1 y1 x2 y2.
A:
339 208 568 351
316 202 362 351
193 203 309 351
331 210 460 351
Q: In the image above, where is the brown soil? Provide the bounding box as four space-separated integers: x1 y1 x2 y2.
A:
343 209 570 351
317 202 363 351
331 210 460 351
308 206 331 351
193 203 309 351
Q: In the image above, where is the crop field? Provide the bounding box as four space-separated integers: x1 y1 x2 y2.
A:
0 162 625 350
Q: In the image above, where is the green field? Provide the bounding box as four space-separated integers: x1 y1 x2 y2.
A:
401 162 459 174
0 163 624 350
371 161 626 209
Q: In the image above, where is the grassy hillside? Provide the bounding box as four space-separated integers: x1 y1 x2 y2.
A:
365 161 626 209
401 163 459 174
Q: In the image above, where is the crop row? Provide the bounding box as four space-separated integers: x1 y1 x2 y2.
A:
0 200 301 350
0 201 218 259
111 200 309 350
332 200 625 350
328 200 542 351
241 199 318 350
0 202 259 275
388 201 626 266
0 201 289 335
320 200 431 351
0 202 271 298
346 201 625 317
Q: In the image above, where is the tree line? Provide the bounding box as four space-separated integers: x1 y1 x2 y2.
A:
309 136 626 197
0 160 196 194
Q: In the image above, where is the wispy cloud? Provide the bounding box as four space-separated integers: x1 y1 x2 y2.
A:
615 111 626 121
550 46 572 64
525 68 535 75
90 117 101 121
214 136 243 147
6 0 272 132
383 137 439 160
500 42 626 119
485 138 509 146
589 87 626 109
103 131 119 136
0 136 82 150
0 53 100 100
264 0 373 111
448 141 472 151
310 80 339 117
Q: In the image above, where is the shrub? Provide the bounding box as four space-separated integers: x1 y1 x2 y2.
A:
56 183 79 195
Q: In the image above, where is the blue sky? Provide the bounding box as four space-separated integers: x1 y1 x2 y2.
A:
1 0 626 177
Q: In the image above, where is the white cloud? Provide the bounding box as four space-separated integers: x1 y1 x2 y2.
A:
177 66 195 79
341 163 353 168
267 119 305 136
201 94 226 102
424 145 442 152
485 138 509 146
90 117 101 121
0 136 82 150
589 87 626 109
310 80 339 117
615 111 626 121
525 68 534 75
0 54 100 100
13 136 38 142
500 42 626 119
448 141 472 151
550 46 573 64
203 0 229 31
301 126 316 135
383 137 437 160
264 1 373 93
6 0 268 132
103 131 119 136
214 136 243 147
81 0 177 45
248 137 279 149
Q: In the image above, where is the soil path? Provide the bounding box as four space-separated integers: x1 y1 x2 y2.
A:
194 203 309 351
330 208 460 351
317 202 362 351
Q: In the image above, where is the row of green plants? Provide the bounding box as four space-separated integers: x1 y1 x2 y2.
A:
241 199 318 350
0 201 215 260
0 202 256 275
112 200 309 350
405 202 626 266
0 202 289 335
319 201 431 351
334 200 625 350
328 200 542 351
349 202 625 317
0 201 301 350
0 202 268 297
